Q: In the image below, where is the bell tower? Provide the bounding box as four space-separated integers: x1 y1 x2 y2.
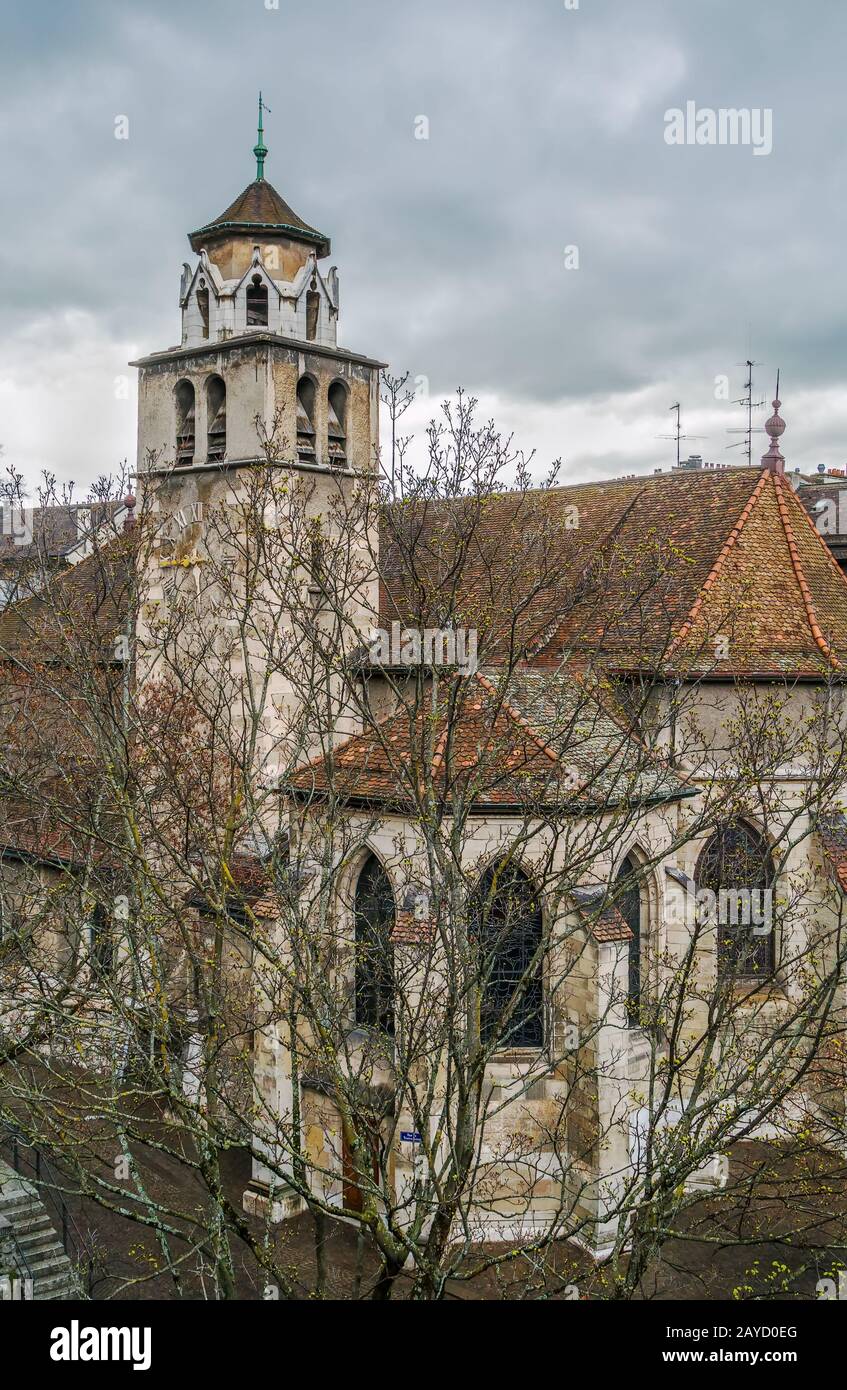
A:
132 95 384 479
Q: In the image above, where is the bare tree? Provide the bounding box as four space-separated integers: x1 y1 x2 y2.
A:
1 397 847 1302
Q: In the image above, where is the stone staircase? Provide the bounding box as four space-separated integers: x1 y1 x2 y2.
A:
0 1160 80 1300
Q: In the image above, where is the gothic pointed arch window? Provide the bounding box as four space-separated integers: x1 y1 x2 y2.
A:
696 822 775 979
175 380 196 468
88 902 115 976
246 273 269 327
473 861 543 1049
206 375 226 464
354 854 395 1033
296 375 317 464
616 854 645 1026
327 381 348 467
196 279 210 340
306 269 320 341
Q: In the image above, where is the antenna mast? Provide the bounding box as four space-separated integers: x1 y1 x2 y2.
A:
657 402 706 468
726 359 766 465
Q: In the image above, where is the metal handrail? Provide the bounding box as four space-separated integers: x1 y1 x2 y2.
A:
0 1119 98 1296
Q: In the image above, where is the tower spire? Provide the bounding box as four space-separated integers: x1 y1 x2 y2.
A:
253 92 269 181
761 370 786 474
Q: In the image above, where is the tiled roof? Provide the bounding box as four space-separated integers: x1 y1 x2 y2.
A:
0 800 116 870
0 502 120 564
797 479 847 565
0 825 80 867
0 537 132 660
379 468 847 679
286 667 691 812
189 179 330 257
570 888 633 943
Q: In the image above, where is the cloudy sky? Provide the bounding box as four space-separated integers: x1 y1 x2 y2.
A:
2 0 846 494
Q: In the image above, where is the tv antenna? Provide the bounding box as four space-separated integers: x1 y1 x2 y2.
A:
726 359 766 465
657 402 707 468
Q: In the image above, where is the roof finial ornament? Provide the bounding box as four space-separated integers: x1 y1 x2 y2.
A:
253 91 270 182
761 369 786 475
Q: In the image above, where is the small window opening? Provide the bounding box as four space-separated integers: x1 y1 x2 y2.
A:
89 903 115 976
197 280 210 339
246 274 269 327
306 274 320 341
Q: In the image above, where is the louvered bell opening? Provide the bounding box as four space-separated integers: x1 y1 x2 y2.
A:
327 398 347 467
207 402 227 463
297 398 316 463
176 404 196 468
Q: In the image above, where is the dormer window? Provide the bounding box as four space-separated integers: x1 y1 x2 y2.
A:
296 376 317 464
197 280 210 340
206 375 226 464
327 381 348 467
175 380 196 468
246 274 269 327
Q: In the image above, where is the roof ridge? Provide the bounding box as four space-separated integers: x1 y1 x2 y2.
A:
784 473 847 589
773 474 842 670
429 720 450 776
473 670 561 765
380 467 764 523
562 664 694 782
665 469 771 660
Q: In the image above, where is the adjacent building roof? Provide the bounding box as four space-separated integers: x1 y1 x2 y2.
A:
0 502 121 566
189 179 331 258
0 536 132 661
796 477 847 570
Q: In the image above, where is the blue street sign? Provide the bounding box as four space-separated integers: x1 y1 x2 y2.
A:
400 1131 422 1143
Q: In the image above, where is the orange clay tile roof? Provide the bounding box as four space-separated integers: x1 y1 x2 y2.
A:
378 468 847 679
570 888 633 943
0 805 112 869
286 667 691 812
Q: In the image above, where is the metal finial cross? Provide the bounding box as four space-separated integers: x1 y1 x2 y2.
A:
254 91 270 181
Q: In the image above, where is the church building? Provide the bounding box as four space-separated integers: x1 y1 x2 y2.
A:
5 102 847 1266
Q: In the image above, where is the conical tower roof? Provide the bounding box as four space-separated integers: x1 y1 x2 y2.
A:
188 94 330 257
